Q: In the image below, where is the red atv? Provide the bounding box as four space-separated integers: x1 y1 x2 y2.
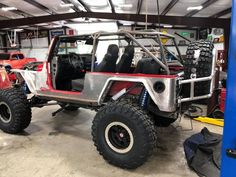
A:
0 30 217 169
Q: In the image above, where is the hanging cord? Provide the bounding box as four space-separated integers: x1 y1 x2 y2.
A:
145 0 148 30
7 32 12 46
7 30 17 47
36 26 39 47
13 30 16 46
156 0 161 31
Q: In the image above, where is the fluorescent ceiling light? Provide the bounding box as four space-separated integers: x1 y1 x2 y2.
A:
1 7 17 11
187 6 203 11
60 2 74 7
163 25 173 28
86 0 107 6
68 9 75 13
14 29 24 32
36 23 48 26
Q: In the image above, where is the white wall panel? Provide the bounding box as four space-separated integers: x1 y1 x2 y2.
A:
20 48 48 61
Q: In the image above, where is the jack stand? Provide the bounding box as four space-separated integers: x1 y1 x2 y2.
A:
52 107 64 117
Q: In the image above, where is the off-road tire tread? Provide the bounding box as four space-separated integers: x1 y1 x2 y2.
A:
0 88 31 133
92 99 157 169
184 40 214 96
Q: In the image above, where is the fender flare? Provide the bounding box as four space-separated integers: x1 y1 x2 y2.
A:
98 77 176 112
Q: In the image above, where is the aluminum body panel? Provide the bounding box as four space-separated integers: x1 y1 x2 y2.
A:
15 68 177 112
38 73 177 112
11 63 49 94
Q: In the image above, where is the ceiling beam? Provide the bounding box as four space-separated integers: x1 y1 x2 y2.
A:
22 0 54 14
0 2 32 17
185 0 218 17
161 0 179 15
23 0 74 24
0 15 10 20
125 23 198 30
0 12 230 29
210 7 231 18
77 0 91 12
137 0 144 14
108 0 115 13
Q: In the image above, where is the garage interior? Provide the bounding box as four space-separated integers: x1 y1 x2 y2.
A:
0 0 233 177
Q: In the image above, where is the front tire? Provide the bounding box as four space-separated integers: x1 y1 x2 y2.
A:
92 100 157 169
0 88 31 134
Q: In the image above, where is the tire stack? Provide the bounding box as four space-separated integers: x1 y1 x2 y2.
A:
183 40 214 97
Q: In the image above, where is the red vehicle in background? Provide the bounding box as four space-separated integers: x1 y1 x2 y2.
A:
0 52 37 81
0 52 37 69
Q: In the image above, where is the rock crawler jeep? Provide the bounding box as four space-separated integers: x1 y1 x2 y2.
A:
0 30 217 169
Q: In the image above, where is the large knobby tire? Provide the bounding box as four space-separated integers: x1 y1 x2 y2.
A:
92 99 157 169
184 40 214 97
0 88 31 134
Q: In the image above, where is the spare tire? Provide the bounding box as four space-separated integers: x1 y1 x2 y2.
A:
183 40 214 97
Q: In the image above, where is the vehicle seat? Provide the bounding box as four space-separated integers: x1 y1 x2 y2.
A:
134 58 161 74
95 44 119 72
116 45 134 73
55 53 85 91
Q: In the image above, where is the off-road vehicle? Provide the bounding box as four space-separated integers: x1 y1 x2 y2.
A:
0 30 216 169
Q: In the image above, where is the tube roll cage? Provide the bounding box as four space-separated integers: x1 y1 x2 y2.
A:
57 29 183 75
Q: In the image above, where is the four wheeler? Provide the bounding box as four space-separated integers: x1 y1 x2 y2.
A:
0 30 217 169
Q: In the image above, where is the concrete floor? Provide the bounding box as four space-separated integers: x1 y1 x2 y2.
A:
0 105 223 177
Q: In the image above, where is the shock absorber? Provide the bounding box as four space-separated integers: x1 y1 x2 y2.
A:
22 81 30 95
139 89 149 109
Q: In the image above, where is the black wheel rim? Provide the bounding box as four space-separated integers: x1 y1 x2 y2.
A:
0 102 11 123
108 125 130 149
105 121 134 153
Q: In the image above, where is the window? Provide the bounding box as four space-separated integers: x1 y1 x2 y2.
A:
0 54 10 60
11 54 24 60
57 39 93 55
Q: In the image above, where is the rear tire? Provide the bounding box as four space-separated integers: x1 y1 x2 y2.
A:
92 99 157 169
0 88 31 134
